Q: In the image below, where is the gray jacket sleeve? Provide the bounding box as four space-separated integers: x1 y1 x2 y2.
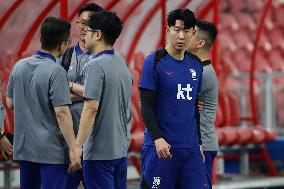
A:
49 67 72 107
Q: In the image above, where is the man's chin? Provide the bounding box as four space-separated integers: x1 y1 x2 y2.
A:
175 46 185 51
85 45 91 51
80 37 86 43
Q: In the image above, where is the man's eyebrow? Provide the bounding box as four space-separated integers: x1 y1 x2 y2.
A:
173 26 182 29
173 25 190 30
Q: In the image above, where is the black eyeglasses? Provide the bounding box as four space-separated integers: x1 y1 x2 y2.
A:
84 29 98 33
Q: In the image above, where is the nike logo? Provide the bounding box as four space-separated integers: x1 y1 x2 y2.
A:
166 71 174 76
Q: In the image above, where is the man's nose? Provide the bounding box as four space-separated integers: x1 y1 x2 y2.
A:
178 31 185 39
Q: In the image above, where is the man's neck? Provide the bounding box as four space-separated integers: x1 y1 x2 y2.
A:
92 43 113 55
165 44 184 60
79 40 88 53
193 49 210 62
41 49 59 58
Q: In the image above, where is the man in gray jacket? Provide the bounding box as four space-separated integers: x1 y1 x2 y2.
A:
187 20 219 189
60 3 103 189
6 17 79 189
74 11 132 189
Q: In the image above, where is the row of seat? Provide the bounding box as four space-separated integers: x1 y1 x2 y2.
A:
220 27 284 51
217 1 284 74
219 12 284 32
217 127 277 146
215 93 277 146
220 0 269 13
220 50 284 73
219 0 284 30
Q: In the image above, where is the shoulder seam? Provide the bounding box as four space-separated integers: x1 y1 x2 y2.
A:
185 51 202 65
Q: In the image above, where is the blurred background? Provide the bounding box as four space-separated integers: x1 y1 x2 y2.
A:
0 0 284 188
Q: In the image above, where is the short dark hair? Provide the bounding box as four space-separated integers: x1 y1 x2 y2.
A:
196 20 218 49
167 9 196 29
40 17 71 50
78 3 103 17
87 11 123 46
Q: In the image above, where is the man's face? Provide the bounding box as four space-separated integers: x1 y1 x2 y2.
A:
84 27 96 50
187 26 200 51
167 20 195 51
187 27 206 52
76 11 93 42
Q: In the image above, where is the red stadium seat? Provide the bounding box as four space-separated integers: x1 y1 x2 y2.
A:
233 48 251 72
255 54 272 72
259 35 272 53
227 93 241 126
219 0 231 13
234 30 254 52
219 31 237 51
268 27 284 50
218 126 277 146
215 104 224 128
246 0 264 12
250 127 267 144
262 129 278 142
220 127 239 145
237 127 253 144
229 0 244 13
237 13 256 31
217 129 225 145
219 13 239 31
268 49 284 71
220 55 240 75
274 5 284 27
218 93 232 127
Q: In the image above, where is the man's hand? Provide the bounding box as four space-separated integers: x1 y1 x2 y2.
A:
154 138 172 160
68 147 82 173
70 93 83 102
200 145 205 163
0 136 13 159
198 101 204 111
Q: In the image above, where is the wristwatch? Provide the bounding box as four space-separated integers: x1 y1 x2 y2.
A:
69 82 74 90
0 131 5 140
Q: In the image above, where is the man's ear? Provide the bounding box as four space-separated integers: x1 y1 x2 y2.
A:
58 41 66 52
192 28 196 36
57 42 62 52
166 26 170 35
95 30 102 40
198 39 206 49
56 41 68 56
